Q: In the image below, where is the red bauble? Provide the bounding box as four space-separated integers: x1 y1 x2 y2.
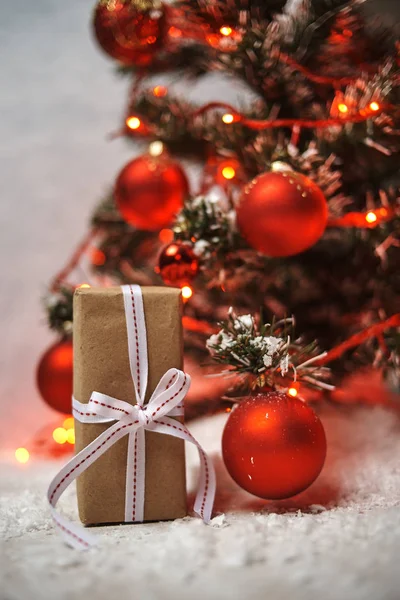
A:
36 339 73 414
93 0 166 66
115 153 189 230
237 171 328 257
158 241 199 285
222 392 326 499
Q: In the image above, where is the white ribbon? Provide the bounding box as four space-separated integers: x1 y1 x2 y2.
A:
48 284 216 550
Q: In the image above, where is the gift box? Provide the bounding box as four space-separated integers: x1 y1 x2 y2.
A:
73 286 187 525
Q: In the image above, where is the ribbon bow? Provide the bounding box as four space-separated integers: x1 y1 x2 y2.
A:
48 285 216 550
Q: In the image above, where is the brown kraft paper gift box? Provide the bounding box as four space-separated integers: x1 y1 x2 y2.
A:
73 286 187 525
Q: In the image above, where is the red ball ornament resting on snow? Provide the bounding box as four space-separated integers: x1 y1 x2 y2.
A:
222 392 326 499
93 0 166 66
115 153 189 231
236 170 328 257
158 241 199 286
36 339 73 415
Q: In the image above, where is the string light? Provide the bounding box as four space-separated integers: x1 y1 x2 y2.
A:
78 283 91 289
153 85 167 97
53 427 68 444
365 211 378 224
194 100 388 131
159 229 174 244
288 386 298 397
221 166 236 180
149 140 164 157
63 417 74 429
126 116 141 130
91 248 106 266
166 243 180 257
222 113 234 124
369 101 380 112
15 447 30 463
219 26 233 36
168 26 182 38
181 285 193 300
66 428 75 445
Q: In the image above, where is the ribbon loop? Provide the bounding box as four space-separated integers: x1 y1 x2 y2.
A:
48 284 216 550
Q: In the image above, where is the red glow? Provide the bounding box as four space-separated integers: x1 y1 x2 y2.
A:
91 249 106 266
153 85 167 97
169 27 182 38
159 229 174 244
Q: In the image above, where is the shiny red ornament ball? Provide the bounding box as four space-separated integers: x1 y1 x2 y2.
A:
36 339 73 415
222 392 326 499
158 241 199 286
115 153 189 231
237 171 328 257
93 0 166 66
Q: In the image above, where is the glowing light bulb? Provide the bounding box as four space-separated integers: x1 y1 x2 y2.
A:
78 283 91 289
338 103 349 114
153 85 167 97
181 286 193 300
149 140 164 157
15 447 30 463
66 428 75 445
222 113 234 124
63 417 74 429
166 243 179 257
220 26 233 36
91 248 106 266
369 101 380 112
221 166 236 180
53 427 68 444
159 229 174 244
365 211 377 224
168 26 182 38
126 116 141 130
288 386 298 397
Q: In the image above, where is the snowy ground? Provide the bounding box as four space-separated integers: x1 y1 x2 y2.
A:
2 407 400 600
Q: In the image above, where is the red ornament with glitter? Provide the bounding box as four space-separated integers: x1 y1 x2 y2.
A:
36 339 73 415
93 0 166 66
236 170 328 257
115 153 189 230
158 241 199 286
222 391 326 499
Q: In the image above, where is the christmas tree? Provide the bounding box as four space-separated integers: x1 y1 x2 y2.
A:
39 0 400 427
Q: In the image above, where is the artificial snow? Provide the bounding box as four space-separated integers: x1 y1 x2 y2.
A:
2 406 400 600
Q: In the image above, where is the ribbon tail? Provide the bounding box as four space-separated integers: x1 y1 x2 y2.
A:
49 505 97 551
125 428 146 523
48 420 137 550
148 417 216 523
